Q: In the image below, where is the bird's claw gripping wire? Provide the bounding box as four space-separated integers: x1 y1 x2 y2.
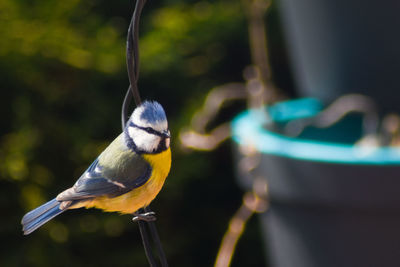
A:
132 211 157 222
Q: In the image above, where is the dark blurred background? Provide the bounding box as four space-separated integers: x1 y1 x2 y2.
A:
0 0 293 266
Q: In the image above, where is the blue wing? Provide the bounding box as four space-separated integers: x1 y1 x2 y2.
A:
57 157 152 201
21 133 153 235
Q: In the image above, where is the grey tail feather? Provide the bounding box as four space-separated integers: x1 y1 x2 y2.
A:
21 198 65 235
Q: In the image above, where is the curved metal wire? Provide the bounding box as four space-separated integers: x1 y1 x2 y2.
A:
127 0 145 106
121 1 168 266
122 0 145 126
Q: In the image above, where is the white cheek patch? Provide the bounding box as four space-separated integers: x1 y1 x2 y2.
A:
128 126 161 152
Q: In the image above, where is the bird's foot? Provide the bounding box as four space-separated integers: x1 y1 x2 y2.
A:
132 211 157 222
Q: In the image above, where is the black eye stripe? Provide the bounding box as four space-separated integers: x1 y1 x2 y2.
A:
129 122 164 137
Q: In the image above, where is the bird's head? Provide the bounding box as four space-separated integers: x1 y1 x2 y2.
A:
126 101 170 153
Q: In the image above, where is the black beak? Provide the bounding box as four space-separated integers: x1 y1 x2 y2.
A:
162 130 171 138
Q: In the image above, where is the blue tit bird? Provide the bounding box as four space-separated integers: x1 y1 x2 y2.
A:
21 101 171 235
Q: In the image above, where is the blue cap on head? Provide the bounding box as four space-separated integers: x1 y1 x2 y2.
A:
140 101 167 123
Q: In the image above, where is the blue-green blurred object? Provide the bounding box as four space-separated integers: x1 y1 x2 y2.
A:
232 99 400 267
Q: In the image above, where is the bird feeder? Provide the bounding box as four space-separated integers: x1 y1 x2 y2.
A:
232 98 400 267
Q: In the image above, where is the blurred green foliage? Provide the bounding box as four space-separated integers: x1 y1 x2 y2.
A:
0 0 291 266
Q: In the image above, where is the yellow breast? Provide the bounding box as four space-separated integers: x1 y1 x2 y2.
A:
86 148 171 214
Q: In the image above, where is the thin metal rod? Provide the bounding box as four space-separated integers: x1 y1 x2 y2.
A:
122 0 145 124
122 1 168 266
145 206 169 267
122 86 133 128
126 0 147 106
138 217 158 267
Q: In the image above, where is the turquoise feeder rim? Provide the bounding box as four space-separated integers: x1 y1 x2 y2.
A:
231 98 400 165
